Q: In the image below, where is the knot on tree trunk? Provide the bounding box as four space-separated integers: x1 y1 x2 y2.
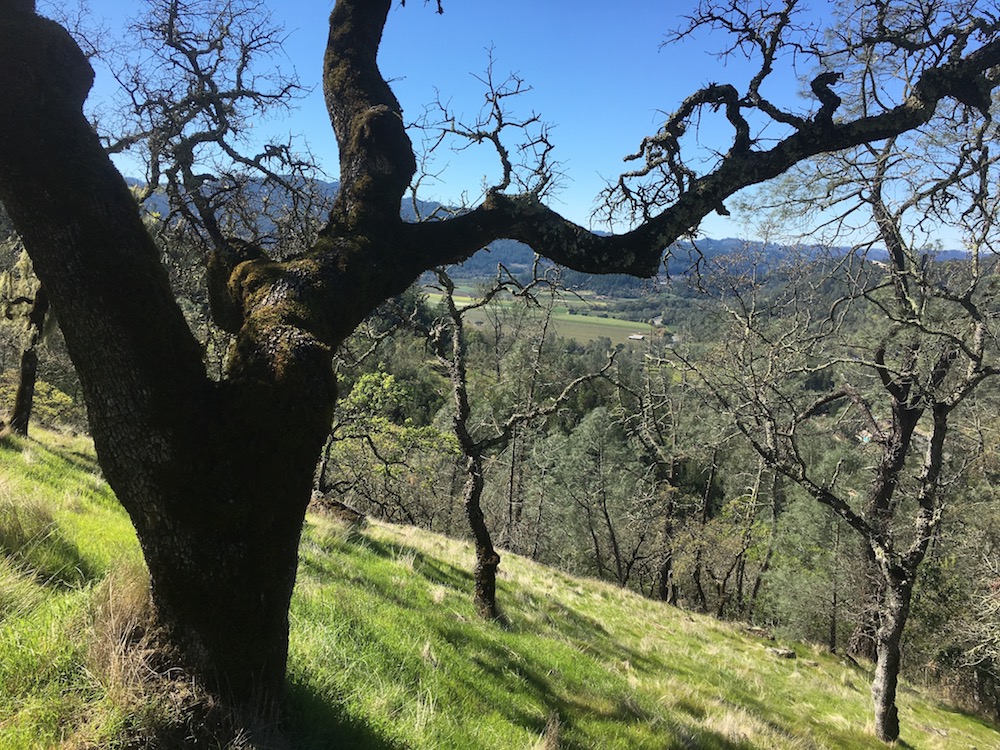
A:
207 239 267 333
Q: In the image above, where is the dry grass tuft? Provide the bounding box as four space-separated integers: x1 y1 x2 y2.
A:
76 561 289 749
0 556 41 619
85 560 158 699
0 495 57 559
532 712 560 750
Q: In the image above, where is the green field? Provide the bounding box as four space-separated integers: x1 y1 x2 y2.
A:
2 429 998 748
424 288 665 346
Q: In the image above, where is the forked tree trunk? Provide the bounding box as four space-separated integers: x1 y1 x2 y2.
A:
9 283 47 436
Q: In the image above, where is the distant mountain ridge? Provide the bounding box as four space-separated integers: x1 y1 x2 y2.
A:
126 177 967 289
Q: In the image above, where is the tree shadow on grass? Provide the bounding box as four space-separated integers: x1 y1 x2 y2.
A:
297 528 856 749
3 435 112 511
421 588 762 750
285 679 411 750
0 497 95 587
30 436 101 474
427 634 760 750
357 534 474 591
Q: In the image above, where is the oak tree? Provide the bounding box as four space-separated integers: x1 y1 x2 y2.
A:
2 0 999 714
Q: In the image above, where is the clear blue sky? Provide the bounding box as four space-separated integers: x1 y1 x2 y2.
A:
63 0 813 239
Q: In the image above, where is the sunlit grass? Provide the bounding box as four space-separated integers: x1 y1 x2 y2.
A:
1 428 998 748
285 518 1000 749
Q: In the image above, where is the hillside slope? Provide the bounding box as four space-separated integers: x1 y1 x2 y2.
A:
1 430 997 749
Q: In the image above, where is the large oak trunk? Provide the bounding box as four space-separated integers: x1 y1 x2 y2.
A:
106 376 337 701
144 507 304 701
137 450 314 700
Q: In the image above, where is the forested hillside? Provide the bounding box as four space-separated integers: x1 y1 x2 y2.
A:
4 138 1000 748
4 152 1000 748
319 246 1000 727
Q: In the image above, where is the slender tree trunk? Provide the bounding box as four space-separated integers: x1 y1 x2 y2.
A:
656 542 676 604
871 572 913 743
656 485 677 604
747 546 771 620
506 429 518 540
848 548 882 662
463 454 502 620
827 519 843 653
504 428 528 551
577 496 608 580
598 472 626 586
9 283 48 436
692 552 708 612
715 579 729 619
829 587 839 654
440 273 504 621
529 465 548 561
747 470 783 620
691 453 717 612
850 406 919 662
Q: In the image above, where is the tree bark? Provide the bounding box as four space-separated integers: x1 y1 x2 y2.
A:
849 397 921 662
691 452 717 612
437 273 504 622
463 454 502 621
655 524 677 605
871 570 913 743
747 471 784 620
9 283 47 436
847 561 882 662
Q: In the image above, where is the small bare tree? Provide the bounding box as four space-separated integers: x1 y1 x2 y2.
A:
426 268 611 621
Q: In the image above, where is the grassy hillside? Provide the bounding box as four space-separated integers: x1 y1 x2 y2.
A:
1 430 998 749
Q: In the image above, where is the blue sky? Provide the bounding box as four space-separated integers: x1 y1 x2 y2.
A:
65 1 814 239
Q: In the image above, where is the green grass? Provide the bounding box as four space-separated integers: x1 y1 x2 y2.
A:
1 429 999 748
